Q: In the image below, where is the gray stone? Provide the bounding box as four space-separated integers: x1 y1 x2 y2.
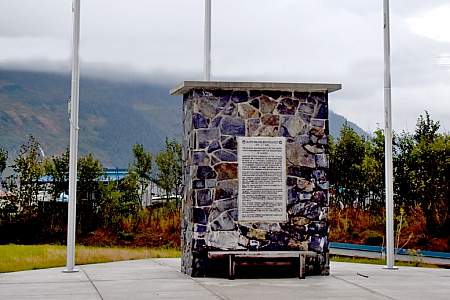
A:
206 231 242 250
215 180 238 199
298 102 315 114
296 134 310 145
316 153 329 168
196 128 219 147
246 118 261 136
192 151 210 165
210 211 236 231
304 144 325 154
311 118 325 128
205 179 217 188
192 180 205 189
298 178 315 192
195 98 218 118
211 197 237 212
195 189 212 206
254 125 278 137
281 115 308 137
286 143 316 168
318 136 328 145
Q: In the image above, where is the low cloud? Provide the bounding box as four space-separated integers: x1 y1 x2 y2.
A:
0 0 448 132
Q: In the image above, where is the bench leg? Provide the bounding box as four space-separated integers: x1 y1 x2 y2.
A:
228 254 235 280
299 254 306 279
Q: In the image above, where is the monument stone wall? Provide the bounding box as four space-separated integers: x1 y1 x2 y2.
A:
171 81 340 277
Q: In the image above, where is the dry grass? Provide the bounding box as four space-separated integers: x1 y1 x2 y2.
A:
0 244 180 273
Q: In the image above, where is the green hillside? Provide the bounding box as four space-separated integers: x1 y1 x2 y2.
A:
0 69 181 167
0 69 365 167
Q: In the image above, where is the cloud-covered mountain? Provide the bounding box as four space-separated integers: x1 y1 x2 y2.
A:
0 69 365 167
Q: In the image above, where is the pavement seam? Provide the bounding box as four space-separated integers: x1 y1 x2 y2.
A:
331 274 397 300
152 259 230 300
80 266 104 300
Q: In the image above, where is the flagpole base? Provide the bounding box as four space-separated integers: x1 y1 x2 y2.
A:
63 267 79 273
383 266 398 270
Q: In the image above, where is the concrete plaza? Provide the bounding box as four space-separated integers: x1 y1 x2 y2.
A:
1 258 449 299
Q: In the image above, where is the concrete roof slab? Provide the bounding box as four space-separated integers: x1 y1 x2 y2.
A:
170 81 342 95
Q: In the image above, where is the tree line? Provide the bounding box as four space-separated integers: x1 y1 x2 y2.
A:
0 138 182 246
329 112 449 250
0 111 448 250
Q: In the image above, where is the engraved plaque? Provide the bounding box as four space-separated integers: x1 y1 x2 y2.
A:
237 137 287 222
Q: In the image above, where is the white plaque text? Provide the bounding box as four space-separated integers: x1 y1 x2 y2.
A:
237 137 287 222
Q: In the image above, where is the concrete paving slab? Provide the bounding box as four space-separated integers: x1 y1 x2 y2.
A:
0 258 449 300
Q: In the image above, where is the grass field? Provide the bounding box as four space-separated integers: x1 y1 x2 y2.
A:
1 244 442 273
0 244 180 273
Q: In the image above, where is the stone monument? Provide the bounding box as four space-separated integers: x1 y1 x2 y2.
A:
171 81 341 277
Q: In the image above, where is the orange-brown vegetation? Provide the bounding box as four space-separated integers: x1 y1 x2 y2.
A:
82 203 181 248
329 205 449 252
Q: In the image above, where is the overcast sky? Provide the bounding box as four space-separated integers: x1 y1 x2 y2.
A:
0 0 449 132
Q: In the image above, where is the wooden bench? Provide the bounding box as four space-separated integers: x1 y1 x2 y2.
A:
208 251 319 280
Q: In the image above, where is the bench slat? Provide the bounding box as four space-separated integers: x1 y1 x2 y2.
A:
209 251 317 259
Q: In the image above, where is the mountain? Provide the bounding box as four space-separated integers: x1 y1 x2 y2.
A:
0 69 366 167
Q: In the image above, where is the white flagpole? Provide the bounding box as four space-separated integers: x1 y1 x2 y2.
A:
64 0 81 273
383 0 396 270
204 0 211 81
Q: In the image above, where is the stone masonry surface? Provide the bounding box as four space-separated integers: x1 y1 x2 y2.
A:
180 87 330 276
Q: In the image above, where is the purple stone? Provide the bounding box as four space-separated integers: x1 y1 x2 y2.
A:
196 166 216 179
231 91 248 103
220 117 245 136
211 116 222 127
207 140 221 153
193 207 208 224
195 189 212 206
316 103 328 119
287 176 297 186
194 224 207 233
304 202 320 220
288 187 300 205
249 98 259 109
193 180 205 189
213 150 237 162
221 136 237 150
193 113 208 129
276 98 299 115
298 102 315 115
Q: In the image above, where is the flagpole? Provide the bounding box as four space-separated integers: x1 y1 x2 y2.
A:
383 0 396 270
204 0 211 81
64 0 81 273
